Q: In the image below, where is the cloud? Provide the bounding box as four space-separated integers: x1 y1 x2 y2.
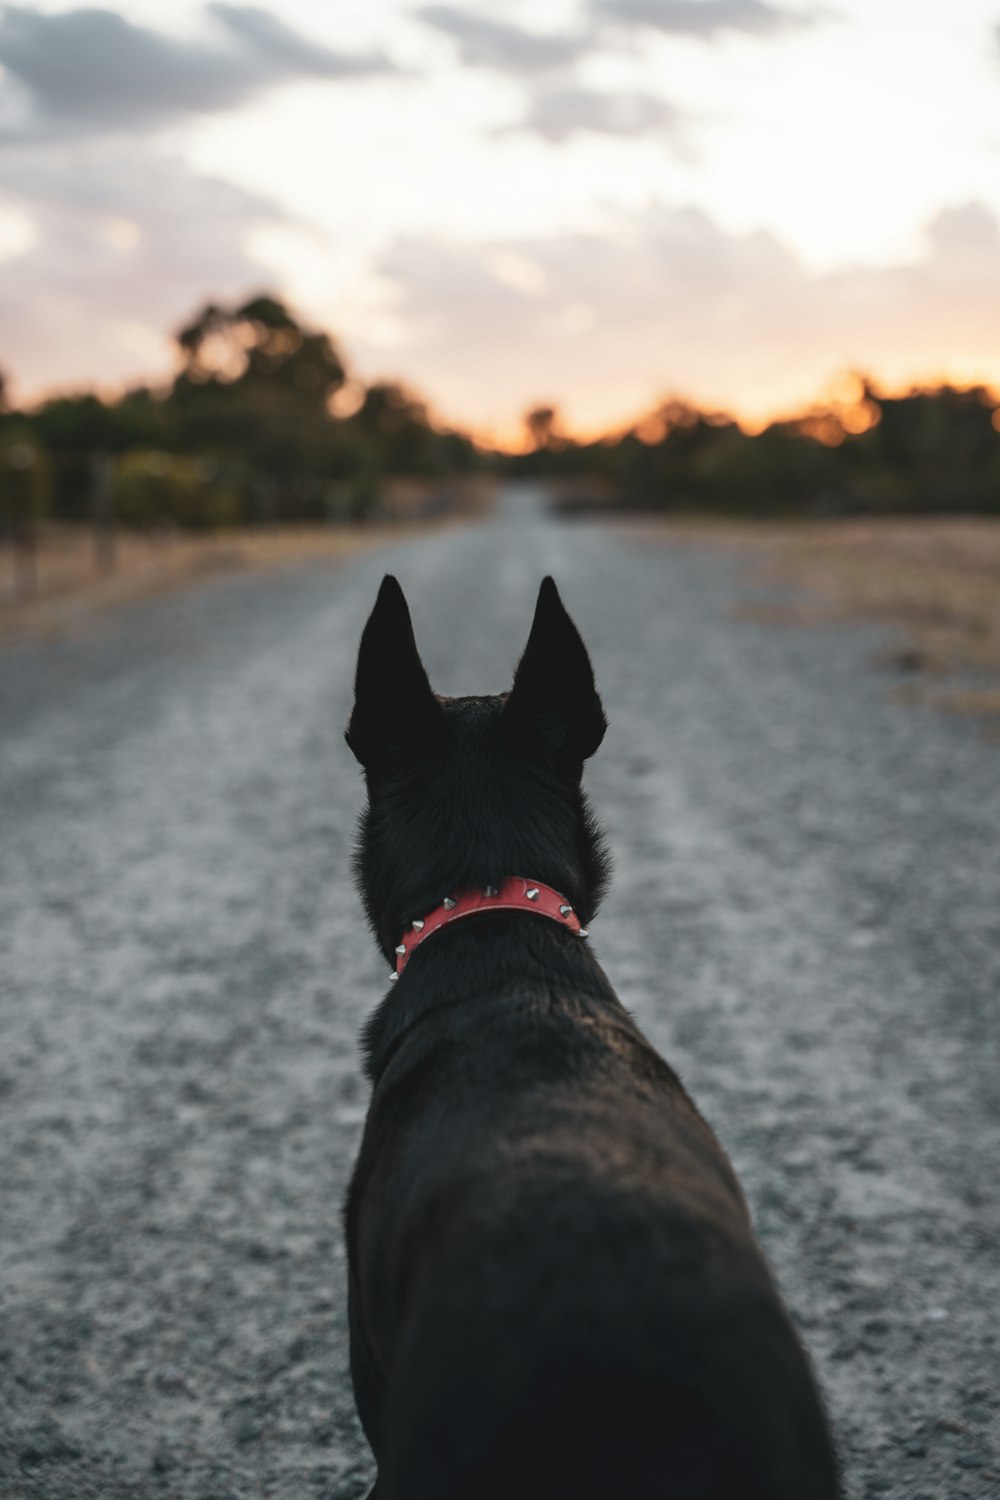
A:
414 7 685 142
365 202 1000 434
0 4 394 141
415 6 589 70
505 84 681 142
0 146 286 395
590 0 810 38
414 0 814 76
206 5 388 77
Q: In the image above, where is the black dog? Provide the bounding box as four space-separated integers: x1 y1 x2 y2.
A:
344 575 840 1500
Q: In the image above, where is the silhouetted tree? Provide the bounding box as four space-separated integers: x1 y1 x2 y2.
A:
356 383 451 476
847 384 1000 511
163 295 358 517
174 294 346 408
525 406 557 452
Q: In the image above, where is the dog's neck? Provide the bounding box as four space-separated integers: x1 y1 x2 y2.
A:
361 910 618 1085
391 878 587 981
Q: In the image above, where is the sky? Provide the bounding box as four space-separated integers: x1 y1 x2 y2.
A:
1 0 1000 444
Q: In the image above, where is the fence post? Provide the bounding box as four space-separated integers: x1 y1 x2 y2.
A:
91 453 117 573
8 443 38 603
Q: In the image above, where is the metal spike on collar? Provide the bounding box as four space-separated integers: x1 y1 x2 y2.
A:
443 896 457 910
484 884 499 898
411 919 424 931
559 904 572 917
395 944 406 955
525 887 540 901
389 971 398 982
577 928 590 939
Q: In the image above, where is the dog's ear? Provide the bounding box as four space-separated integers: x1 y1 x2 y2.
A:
502 576 606 772
346 575 444 770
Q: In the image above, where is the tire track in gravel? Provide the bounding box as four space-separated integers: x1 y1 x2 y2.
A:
1 486 998 1498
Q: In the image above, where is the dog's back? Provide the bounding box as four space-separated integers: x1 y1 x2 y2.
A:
344 577 840 1499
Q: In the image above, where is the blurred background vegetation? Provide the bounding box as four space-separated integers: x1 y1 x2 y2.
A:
514 383 1000 518
0 294 483 562
3 294 1000 591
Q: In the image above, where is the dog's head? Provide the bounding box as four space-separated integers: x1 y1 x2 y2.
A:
346 575 610 961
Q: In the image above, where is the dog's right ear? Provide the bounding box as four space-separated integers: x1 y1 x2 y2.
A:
502 576 606 774
345 575 444 771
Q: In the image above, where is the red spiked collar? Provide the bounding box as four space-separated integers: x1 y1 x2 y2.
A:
390 877 587 982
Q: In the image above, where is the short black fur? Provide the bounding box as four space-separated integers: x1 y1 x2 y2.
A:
343 576 840 1500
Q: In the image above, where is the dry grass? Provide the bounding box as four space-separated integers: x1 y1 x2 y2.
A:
629 516 1000 718
0 523 423 644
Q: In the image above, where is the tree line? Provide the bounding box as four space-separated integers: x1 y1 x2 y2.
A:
3 291 999 537
512 382 1000 515
0 295 481 537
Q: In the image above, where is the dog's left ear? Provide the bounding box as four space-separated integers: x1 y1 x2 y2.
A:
502 576 606 773
346 575 444 771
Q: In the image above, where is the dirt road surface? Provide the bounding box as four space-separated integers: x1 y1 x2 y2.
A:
2 487 998 1498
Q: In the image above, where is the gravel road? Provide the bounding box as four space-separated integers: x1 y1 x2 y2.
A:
1 486 998 1499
